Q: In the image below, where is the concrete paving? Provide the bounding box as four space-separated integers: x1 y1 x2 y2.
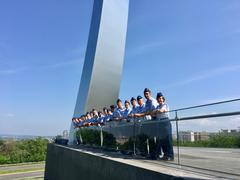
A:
0 170 44 180
0 163 45 171
0 163 44 180
174 147 240 177
69 145 240 179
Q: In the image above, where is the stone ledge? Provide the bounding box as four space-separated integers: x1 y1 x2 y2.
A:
44 144 212 180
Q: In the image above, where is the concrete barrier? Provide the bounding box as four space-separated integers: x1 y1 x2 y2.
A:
44 144 207 180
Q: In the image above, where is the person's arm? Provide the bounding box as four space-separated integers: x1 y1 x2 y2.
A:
156 104 168 113
134 112 145 118
150 109 158 115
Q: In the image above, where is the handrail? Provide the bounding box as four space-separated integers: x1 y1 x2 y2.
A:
74 98 240 177
168 98 240 113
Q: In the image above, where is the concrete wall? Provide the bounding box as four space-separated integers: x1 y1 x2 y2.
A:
44 144 198 180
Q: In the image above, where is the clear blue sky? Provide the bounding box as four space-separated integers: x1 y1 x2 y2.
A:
1 0 240 136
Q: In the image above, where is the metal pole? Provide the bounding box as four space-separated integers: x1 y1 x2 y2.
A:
175 111 180 165
133 118 136 155
100 126 103 147
147 138 150 155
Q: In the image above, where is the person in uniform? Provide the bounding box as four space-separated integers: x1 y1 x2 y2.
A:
134 95 146 117
123 100 132 122
143 88 158 120
128 97 139 120
113 99 125 121
130 97 139 114
152 92 174 161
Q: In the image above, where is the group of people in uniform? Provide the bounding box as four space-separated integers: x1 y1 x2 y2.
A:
71 88 174 161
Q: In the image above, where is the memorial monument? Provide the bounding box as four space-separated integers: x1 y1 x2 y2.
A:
69 0 129 144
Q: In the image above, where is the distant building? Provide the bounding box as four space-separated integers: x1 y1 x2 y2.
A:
221 129 229 133
230 129 237 133
178 131 195 142
220 129 240 134
194 132 209 141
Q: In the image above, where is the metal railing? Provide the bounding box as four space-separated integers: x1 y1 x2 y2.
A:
75 98 240 177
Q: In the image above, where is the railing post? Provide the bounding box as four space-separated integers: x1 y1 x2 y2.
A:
100 126 103 147
80 127 83 144
133 118 136 156
146 138 150 155
175 110 180 165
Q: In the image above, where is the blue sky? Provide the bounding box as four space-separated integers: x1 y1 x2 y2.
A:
1 0 240 136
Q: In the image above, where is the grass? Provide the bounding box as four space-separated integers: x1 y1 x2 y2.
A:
0 161 45 167
0 168 44 175
15 177 43 180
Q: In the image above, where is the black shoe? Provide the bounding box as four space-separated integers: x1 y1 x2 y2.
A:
159 156 168 161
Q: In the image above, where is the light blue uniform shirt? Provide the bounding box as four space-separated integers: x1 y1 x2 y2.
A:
123 107 132 118
145 97 158 112
130 105 139 114
136 103 146 113
113 107 126 118
156 103 169 119
98 116 105 123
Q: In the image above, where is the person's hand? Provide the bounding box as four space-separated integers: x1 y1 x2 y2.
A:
128 114 133 118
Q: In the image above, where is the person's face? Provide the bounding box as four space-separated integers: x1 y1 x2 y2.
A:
103 109 107 115
107 110 112 115
93 110 98 115
131 100 137 107
117 101 123 108
90 112 93 117
137 98 144 106
144 92 151 99
157 96 164 104
125 102 130 109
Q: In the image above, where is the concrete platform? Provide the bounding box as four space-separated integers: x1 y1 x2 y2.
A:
44 143 234 180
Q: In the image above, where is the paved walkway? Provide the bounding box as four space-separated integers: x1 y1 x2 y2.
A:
0 163 44 180
173 147 240 177
71 145 240 179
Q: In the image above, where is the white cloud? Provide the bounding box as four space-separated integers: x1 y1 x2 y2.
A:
127 41 166 57
42 58 83 69
0 57 84 76
0 67 28 75
164 64 240 89
202 96 240 104
5 113 15 118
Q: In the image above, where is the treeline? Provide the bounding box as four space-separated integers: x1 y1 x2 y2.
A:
76 129 240 151
0 138 48 164
174 133 240 148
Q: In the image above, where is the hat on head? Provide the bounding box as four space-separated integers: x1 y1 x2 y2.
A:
116 98 122 104
144 88 151 93
125 100 130 104
156 92 163 99
130 97 136 102
137 95 143 101
110 105 115 109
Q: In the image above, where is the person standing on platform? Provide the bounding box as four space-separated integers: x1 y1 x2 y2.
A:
153 92 174 161
143 88 158 120
113 99 125 121
133 96 146 117
123 100 132 122
128 97 139 119
130 97 139 114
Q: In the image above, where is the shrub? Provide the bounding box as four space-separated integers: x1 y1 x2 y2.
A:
76 128 116 148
